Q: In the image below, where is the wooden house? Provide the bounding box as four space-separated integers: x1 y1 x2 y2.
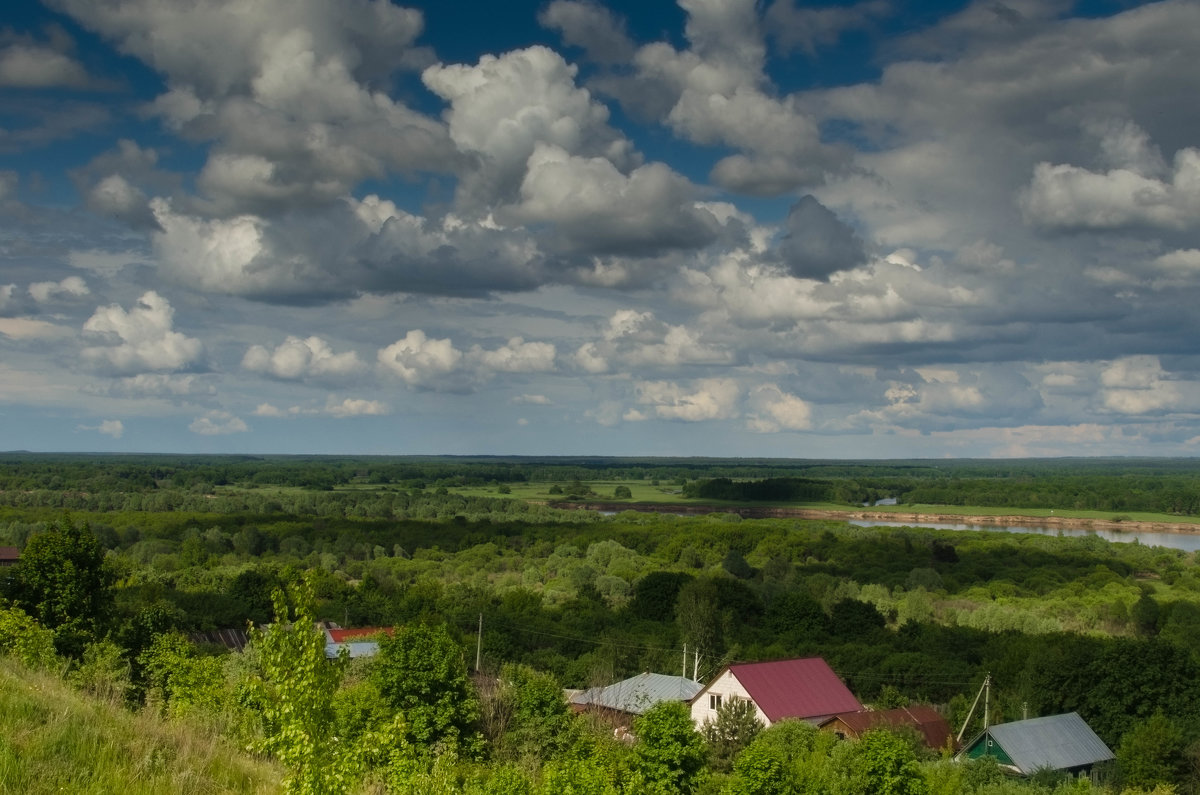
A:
690 657 862 728
957 712 1114 777
819 704 952 750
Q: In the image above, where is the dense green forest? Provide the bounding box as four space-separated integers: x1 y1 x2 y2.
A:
3 454 1200 793
4 453 1200 515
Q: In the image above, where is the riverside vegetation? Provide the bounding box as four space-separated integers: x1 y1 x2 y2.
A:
2 454 1200 793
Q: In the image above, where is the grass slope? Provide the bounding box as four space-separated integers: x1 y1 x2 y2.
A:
0 658 281 794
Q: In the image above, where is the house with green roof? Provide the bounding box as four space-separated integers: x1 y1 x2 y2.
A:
958 712 1114 777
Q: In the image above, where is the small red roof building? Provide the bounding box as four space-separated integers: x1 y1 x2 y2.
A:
325 627 394 644
324 626 394 659
819 704 953 750
0 547 19 567
690 657 863 728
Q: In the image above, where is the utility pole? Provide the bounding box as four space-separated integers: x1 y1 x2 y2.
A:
475 613 482 673
956 673 992 743
983 674 991 729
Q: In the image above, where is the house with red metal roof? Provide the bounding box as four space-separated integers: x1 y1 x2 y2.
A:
0 547 19 567
689 657 863 728
324 626 394 659
818 704 952 750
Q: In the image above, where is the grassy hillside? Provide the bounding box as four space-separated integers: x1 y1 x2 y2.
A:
0 657 281 794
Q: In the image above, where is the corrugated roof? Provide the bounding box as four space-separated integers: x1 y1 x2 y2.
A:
0 546 19 561
325 641 381 659
976 713 1114 774
821 705 952 749
571 672 703 715
728 657 862 722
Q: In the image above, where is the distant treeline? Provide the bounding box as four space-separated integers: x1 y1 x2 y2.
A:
897 474 1200 515
3 453 1200 514
682 477 839 502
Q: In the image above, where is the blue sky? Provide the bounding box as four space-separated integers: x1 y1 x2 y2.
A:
2 0 1199 457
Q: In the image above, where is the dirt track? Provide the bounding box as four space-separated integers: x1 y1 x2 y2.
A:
555 502 1200 535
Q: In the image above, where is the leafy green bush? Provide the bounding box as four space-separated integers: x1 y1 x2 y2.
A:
0 602 57 669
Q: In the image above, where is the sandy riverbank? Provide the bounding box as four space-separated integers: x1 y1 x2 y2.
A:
555 502 1200 535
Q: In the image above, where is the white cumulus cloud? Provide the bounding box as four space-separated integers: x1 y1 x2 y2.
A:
1098 356 1182 415
470 337 557 373
189 410 249 435
242 335 365 379
326 397 388 417
29 276 90 303
82 291 203 374
746 384 813 432
634 378 740 422
377 330 464 387
76 419 125 438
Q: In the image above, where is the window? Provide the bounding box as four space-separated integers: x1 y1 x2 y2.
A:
710 694 722 710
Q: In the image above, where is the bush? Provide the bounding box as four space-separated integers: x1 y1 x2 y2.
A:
0 602 58 669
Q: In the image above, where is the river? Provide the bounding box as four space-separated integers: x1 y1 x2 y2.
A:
847 518 1200 552
579 501 1200 552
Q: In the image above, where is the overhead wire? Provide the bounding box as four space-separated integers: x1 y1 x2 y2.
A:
481 616 987 689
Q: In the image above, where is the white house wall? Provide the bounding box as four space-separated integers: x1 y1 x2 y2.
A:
690 670 771 728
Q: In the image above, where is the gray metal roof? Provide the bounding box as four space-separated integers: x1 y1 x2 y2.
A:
570 673 703 715
980 712 1114 774
325 641 380 659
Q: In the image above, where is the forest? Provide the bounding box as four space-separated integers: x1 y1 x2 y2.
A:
2 453 1200 794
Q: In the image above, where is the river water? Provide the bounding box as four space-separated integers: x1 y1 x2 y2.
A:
847 518 1200 553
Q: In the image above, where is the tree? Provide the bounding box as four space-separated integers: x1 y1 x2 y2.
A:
726 719 833 795
1132 594 1161 637
721 550 755 580
138 632 225 717
675 578 722 657
702 696 761 772
628 701 708 794
829 598 887 639
247 577 358 795
764 590 828 638
842 729 928 795
1118 712 1186 790
629 572 694 622
485 663 578 762
12 518 113 655
371 621 483 755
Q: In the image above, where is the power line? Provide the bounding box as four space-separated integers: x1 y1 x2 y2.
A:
485 619 984 689
832 670 981 687
485 617 686 656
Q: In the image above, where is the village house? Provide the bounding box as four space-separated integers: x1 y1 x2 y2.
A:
570 672 703 722
819 704 953 750
0 546 19 567
324 626 393 659
690 657 862 728
957 712 1114 777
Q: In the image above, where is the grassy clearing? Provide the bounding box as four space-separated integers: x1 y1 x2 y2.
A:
452 484 1200 525
449 480 696 503
216 480 1200 526
0 657 281 795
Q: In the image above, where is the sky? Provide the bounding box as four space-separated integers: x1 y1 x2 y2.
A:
1 0 1199 458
